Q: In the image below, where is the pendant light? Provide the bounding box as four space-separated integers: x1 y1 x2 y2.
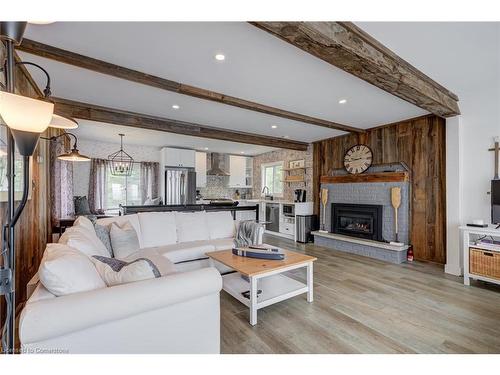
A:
108 134 134 176
56 134 90 162
41 132 90 162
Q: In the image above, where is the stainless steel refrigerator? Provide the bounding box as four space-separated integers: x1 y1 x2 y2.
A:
164 167 196 205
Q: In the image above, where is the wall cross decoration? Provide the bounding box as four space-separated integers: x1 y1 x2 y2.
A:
489 136 500 180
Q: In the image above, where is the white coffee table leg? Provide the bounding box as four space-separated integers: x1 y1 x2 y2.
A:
250 276 258 326
307 262 314 302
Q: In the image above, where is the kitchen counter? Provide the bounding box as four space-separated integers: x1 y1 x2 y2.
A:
237 199 313 205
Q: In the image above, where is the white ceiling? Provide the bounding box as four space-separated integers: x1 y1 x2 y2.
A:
72 119 276 155
19 22 432 153
355 22 499 101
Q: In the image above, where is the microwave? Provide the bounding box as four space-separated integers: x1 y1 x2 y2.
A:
282 204 295 217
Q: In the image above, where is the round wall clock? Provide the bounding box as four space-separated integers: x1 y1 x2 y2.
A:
344 144 373 174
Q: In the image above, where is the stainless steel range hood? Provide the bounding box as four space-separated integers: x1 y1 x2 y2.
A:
207 153 229 176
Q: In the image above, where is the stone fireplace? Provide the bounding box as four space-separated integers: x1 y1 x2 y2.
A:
313 163 410 264
331 203 383 242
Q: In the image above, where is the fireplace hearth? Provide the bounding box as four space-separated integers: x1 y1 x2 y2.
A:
331 203 383 242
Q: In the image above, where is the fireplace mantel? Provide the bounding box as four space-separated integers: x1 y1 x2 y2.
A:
320 171 409 184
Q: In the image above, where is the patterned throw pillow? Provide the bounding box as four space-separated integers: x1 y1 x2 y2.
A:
94 224 113 257
74 196 91 215
91 254 173 286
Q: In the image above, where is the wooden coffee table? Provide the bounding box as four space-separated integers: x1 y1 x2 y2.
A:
207 248 316 326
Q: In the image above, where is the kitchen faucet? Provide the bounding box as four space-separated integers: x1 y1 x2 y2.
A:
262 186 273 200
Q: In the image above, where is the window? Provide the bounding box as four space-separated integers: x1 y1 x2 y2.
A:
261 161 283 196
105 165 142 210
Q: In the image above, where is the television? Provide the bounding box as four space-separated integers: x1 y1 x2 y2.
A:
492 180 500 224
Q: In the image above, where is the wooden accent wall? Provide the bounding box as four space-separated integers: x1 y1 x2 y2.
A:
0 47 56 329
313 115 447 264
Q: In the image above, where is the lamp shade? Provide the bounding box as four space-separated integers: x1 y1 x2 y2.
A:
49 114 78 129
0 91 54 132
57 147 90 162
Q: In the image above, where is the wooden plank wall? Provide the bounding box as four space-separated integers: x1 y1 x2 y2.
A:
0 46 57 330
313 115 447 264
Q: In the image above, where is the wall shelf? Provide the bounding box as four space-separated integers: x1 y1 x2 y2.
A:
283 176 305 183
283 167 307 171
320 171 409 184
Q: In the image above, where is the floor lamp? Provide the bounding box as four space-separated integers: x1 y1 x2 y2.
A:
0 21 79 354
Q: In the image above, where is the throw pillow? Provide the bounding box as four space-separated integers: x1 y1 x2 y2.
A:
59 225 110 258
110 221 140 259
39 243 106 296
74 196 91 215
73 215 95 232
91 254 175 286
94 224 113 257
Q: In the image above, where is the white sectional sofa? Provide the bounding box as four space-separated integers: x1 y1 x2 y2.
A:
19 210 262 354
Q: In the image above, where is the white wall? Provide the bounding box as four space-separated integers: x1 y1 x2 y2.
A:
73 139 161 198
357 22 500 274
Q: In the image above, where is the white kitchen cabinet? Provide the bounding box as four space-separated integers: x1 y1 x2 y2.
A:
161 147 196 168
195 152 207 188
229 155 252 188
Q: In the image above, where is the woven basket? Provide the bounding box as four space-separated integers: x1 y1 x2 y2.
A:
470 248 500 280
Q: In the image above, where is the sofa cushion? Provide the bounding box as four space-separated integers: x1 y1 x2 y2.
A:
96 214 142 247
207 238 234 251
152 241 216 264
206 211 235 240
59 225 110 258
137 212 177 248
110 221 141 259
38 243 106 296
175 211 210 243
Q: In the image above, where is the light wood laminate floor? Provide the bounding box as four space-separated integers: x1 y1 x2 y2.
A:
220 236 500 354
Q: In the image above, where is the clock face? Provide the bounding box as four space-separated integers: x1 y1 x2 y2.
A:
344 144 373 174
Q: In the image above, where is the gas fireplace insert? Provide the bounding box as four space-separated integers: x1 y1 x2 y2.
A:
331 203 383 242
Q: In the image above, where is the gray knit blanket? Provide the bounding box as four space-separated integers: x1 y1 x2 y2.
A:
234 221 263 248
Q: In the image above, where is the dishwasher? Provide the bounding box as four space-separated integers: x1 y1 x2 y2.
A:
265 203 280 232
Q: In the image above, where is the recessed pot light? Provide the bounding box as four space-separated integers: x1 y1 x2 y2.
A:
240 151 245 154
283 135 290 139
215 54 225 61
172 104 180 109
204 147 209 150
338 99 347 104
271 125 278 129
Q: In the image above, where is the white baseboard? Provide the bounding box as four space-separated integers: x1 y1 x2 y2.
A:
445 263 463 276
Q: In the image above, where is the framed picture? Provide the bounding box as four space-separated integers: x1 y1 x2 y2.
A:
289 159 305 169
0 124 33 202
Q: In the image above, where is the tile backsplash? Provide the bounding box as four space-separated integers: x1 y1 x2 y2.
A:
198 175 251 199
197 153 251 199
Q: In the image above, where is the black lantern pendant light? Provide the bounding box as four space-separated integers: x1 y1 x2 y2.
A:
108 134 134 176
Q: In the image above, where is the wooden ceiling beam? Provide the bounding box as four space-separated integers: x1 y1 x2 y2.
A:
17 38 364 133
251 22 460 117
52 97 310 151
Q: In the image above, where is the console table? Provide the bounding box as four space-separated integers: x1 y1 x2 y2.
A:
460 225 500 286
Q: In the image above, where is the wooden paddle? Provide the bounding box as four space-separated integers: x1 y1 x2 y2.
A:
391 187 402 242
320 188 329 231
